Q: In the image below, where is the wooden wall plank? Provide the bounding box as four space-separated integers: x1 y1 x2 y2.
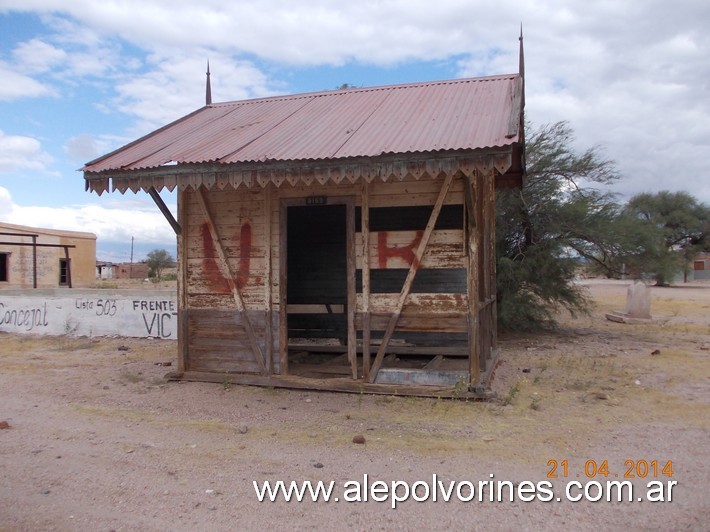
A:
355 229 464 269
188 355 262 374
269 176 464 206
185 257 268 277
184 186 265 206
275 182 358 199
186 308 279 372
356 292 468 313
356 312 468 333
186 284 266 308
184 233 266 257
368 178 464 205
185 234 267 307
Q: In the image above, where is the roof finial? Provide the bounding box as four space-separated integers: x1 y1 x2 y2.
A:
518 25 525 80
206 60 212 106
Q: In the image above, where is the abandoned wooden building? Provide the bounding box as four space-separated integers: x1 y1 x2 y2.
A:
83 61 525 397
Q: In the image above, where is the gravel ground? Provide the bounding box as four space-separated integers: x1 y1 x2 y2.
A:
1 280 708 531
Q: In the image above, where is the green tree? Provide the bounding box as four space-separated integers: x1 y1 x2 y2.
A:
145 249 175 282
623 191 709 285
496 121 624 331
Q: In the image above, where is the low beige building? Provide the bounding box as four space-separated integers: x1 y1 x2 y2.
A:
692 252 710 281
0 222 97 289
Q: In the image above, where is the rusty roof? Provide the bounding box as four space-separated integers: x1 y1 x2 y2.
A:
83 74 524 175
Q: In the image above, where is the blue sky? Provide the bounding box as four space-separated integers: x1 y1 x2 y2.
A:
1 1 708 261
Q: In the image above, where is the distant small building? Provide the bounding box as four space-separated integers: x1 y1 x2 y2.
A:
692 252 710 280
114 262 150 280
96 261 114 279
95 261 150 280
0 222 96 289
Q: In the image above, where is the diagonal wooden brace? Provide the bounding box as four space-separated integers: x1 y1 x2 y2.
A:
367 172 454 383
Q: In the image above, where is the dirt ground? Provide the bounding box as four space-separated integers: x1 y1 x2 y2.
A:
1 280 708 531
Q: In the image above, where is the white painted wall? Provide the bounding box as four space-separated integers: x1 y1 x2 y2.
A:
0 289 177 339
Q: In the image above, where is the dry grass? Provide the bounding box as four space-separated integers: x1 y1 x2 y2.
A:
1 282 708 468
73 404 233 434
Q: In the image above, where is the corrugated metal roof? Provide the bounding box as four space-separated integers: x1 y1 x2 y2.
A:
83 74 523 174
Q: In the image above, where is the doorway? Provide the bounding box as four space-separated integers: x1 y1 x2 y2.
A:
59 258 70 286
281 198 356 378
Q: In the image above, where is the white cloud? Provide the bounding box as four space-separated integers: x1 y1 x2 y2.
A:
0 130 54 173
0 185 177 248
0 62 56 101
112 53 276 133
517 11 710 203
63 133 109 162
1 0 708 206
12 38 67 73
0 185 14 216
68 202 176 244
44 17 134 79
3 1 520 66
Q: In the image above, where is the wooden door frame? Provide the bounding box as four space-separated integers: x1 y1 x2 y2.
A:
279 196 357 378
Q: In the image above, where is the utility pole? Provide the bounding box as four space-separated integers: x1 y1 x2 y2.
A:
130 236 134 278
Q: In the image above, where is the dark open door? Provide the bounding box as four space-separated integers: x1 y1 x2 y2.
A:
281 198 356 378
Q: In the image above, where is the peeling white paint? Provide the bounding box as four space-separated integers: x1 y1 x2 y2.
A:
0 289 177 339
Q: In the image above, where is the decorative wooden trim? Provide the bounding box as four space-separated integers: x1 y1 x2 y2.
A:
367 171 455 383
86 151 516 195
195 187 267 374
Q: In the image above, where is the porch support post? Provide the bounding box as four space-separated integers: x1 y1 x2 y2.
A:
361 182 371 380
346 198 357 379
177 188 188 373
464 173 480 386
264 184 274 374
32 235 37 288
